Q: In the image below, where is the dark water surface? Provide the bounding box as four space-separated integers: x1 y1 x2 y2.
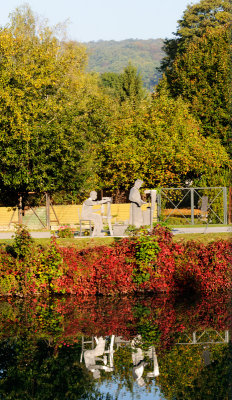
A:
0 292 231 399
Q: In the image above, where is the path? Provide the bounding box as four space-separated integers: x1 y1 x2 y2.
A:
172 226 232 235
0 226 231 239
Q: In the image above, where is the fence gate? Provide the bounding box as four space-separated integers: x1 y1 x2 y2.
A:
19 193 59 229
157 187 227 225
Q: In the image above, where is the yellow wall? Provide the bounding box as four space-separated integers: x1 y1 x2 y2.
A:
0 207 18 229
0 203 158 229
50 203 157 226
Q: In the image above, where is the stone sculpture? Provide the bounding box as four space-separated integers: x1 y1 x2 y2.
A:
131 335 159 386
129 179 146 228
81 191 108 237
83 336 114 379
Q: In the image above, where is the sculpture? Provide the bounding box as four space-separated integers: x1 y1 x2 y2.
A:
81 191 109 237
131 335 159 386
129 179 146 228
83 336 114 379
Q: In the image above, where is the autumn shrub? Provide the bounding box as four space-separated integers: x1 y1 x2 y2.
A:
0 224 231 297
132 227 160 285
6 224 34 260
57 226 73 238
172 239 232 294
58 239 136 295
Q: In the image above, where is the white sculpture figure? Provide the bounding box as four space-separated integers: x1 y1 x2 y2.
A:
81 191 108 237
131 335 147 387
83 336 114 379
131 336 159 386
146 346 160 378
129 179 146 228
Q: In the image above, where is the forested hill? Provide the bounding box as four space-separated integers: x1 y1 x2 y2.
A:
84 39 164 91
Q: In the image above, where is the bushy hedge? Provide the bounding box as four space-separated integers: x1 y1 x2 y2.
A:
0 225 231 297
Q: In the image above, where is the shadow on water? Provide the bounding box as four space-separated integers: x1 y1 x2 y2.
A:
0 291 231 399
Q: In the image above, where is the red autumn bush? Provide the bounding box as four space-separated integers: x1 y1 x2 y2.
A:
0 224 231 297
58 239 136 295
172 239 232 293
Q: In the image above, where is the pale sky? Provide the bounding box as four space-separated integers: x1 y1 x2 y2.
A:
1 0 200 42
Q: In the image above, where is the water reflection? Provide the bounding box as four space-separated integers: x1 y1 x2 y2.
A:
0 292 231 399
81 334 160 387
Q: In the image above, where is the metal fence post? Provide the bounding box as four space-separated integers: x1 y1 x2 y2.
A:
229 187 232 224
18 195 23 225
190 188 194 225
46 193 50 230
223 187 227 225
157 191 161 221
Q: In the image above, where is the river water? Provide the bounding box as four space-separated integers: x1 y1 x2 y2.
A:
0 292 231 399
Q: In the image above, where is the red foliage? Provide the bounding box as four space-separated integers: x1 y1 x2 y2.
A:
58 239 136 295
0 225 231 296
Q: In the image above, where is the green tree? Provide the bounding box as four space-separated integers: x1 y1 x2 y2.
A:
118 62 146 106
160 0 231 71
98 91 230 193
100 71 121 96
161 25 231 150
0 5 99 205
159 0 232 153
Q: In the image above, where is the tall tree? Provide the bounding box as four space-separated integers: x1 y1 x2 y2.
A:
158 0 231 153
0 5 99 204
118 62 146 106
98 91 230 192
160 0 231 72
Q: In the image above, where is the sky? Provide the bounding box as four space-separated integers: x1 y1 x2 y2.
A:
1 0 200 42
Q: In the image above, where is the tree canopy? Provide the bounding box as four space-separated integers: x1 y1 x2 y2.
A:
159 0 232 154
160 0 231 71
0 5 100 203
0 3 230 205
98 91 230 192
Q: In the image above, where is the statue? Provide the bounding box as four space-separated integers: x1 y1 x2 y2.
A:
81 191 109 237
83 336 114 379
129 179 146 228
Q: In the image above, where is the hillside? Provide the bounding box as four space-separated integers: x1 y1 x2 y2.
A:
84 39 164 91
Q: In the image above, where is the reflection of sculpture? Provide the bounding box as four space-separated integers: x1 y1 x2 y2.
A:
146 347 160 378
82 336 114 379
81 191 109 237
132 336 147 387
81 334 159 383
131 335 159 386
129 180 146 228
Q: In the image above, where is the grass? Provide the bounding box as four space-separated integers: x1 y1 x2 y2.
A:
0 232 230 248
173 232 231 244
0 237 116 249
166 223 230 228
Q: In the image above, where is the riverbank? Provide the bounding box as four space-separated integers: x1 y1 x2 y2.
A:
0 225 231 297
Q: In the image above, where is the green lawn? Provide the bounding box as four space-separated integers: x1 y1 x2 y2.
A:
172 232 231 244
0 232 230 249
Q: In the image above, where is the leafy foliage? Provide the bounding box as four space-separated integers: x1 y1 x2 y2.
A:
0 225 231 297
98 91 230 191
7 224 34 260
159 0 232 153
0 5 100 203
133 227 160 284
57 226 74 238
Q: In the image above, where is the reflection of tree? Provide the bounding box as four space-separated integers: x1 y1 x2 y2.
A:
156 343 231 399
0 292 231 398
0 338 113 399
184 343 232 400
